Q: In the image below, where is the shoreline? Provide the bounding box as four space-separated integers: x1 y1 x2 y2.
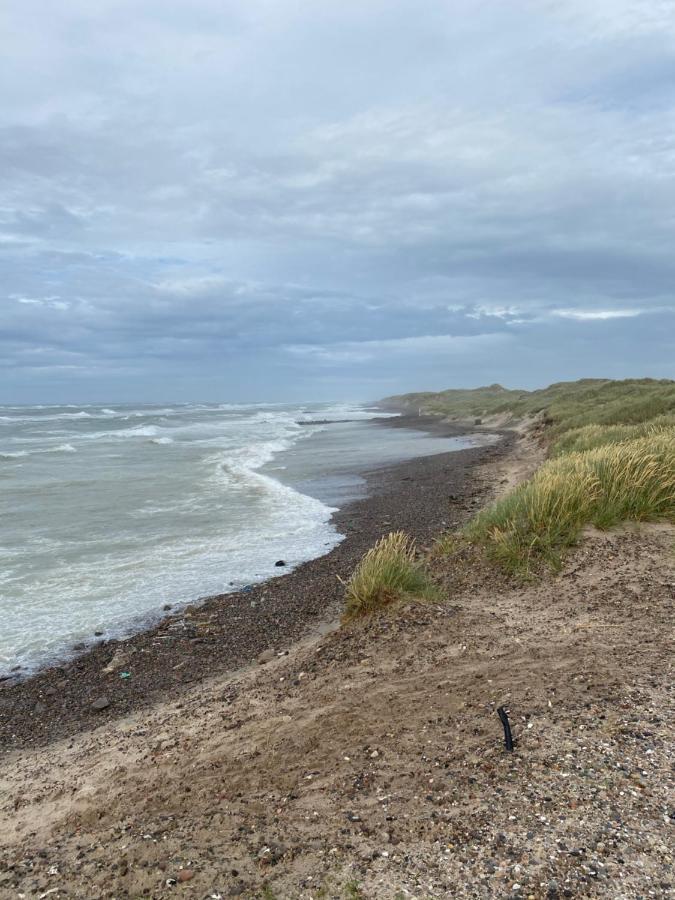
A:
0 415 513 752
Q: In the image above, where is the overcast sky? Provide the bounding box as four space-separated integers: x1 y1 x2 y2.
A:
1 0 674 403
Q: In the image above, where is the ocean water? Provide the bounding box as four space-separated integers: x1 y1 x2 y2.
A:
0 402 486 676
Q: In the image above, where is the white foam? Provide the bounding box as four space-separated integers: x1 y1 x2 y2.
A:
299 403 400 423
2 401 414 675
82 424 161 440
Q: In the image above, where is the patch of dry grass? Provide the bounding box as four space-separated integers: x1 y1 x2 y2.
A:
461 432 675 573
342 531 439 620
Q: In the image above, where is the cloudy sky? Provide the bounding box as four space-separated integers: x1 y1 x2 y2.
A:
2 0 674 403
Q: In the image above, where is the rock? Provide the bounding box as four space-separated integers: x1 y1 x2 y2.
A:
275 560 286 567
228 884 246 897
102 647 128 675
258 841 287 864
257 649 275 664
91 696 110 712
34 702 47 715
163 604 172 611
177 869 194 882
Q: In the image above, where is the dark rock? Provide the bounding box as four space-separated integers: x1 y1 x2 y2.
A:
91 697 110 712
275 560 286 567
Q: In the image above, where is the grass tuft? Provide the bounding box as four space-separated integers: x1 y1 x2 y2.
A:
343 531 439 620
463 432 675 574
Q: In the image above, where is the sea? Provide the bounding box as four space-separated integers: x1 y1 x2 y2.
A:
0 402 486 676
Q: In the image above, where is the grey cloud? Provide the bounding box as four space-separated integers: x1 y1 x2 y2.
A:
1 0 674 401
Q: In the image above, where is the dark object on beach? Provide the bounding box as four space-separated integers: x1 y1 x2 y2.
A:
275 560 286 567
497 706 514 751
91 696 110 712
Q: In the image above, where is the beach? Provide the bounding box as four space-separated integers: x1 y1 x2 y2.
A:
1 421 672 899
0 415 510 752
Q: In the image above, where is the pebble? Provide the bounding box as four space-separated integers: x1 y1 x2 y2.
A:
177 869 194 882
91 697 110 711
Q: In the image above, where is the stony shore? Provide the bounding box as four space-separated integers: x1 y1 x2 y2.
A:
0 416 511 752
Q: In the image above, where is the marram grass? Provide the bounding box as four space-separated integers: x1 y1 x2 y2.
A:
462 432 675 574
342 531 439 620
550 419 675 456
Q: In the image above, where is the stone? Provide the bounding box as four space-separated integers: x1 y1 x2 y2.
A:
91 696 110 711
177 869 194 882
275 560 286 567
102 647 128 675
257 649 275 664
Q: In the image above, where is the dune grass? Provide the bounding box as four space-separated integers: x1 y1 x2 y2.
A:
362 379 675 598
463 431 675 573
342 531 439 620
384 378 675 435
550 418 675 456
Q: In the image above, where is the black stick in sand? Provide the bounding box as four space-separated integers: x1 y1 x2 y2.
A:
497 706 514 752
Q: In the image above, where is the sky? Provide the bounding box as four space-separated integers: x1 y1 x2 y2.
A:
1 0 674 403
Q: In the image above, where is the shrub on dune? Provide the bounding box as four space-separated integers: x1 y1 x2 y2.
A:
343 531 439 620
462 432 675 574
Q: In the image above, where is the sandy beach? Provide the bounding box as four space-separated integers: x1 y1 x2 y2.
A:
0 423 672 899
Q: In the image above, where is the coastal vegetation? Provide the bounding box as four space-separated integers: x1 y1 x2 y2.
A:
342 531 438 619
464 430 675 573
383 377 675 435
346 378 675 601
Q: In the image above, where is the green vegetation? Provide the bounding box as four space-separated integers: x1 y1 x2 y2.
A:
343 531 439 620
385 378 675 436
464 431 675 573
386 378 675 576
550 418 675 456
